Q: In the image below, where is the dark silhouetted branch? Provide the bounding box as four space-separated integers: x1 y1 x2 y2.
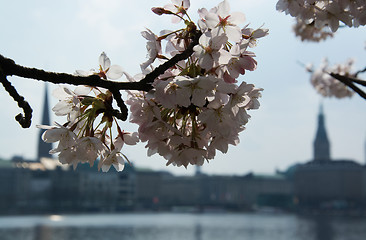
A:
0 30 202 128
0 66 33 128
140 30 201 85
330 73 366 100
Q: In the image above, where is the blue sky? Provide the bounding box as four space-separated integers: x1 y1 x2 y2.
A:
0 0 365 176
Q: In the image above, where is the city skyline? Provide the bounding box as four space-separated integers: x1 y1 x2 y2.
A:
0 0 365 176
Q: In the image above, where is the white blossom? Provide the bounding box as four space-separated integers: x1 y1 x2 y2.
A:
98 149 126 172
310 58 354 98
203 0 246 42
141 28 162 70
75 52 124 80
164 0 190 23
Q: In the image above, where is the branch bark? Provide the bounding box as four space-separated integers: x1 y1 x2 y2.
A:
0 66 33 128
0 30 202 128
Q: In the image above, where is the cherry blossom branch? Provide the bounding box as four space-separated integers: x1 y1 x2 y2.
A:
31 0 269 170
140 30 201 85
0 30 201 128
329 73 366 100
0 54 149 91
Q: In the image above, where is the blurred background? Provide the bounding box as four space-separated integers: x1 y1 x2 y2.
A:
0 0 365 239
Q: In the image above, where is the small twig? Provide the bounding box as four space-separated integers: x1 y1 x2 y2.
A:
355 66 366 77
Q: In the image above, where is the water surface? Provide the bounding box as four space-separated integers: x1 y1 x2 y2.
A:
0 212 365 240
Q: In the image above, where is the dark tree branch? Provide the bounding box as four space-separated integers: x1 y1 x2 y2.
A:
140 30 202 85
346 76 366 87
0 66 33 128
0 30 201 91
0 30 202 127
330 73 366 100
109 89 128 121
0 55 151 92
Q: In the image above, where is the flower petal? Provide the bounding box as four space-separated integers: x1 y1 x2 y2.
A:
99 52 111 70
107 65 124 80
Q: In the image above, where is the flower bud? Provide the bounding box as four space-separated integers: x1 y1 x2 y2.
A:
151 7 172 16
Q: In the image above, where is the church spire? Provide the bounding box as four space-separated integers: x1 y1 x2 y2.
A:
313 104 331 161
37 84 53 160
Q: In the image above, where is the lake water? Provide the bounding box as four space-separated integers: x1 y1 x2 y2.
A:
0 212 366 240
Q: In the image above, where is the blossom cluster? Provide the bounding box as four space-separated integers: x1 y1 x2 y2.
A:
38 53 138 172
127 0 267 167
308 58 355 98
276 0 365 41
127 77 262 167
39 0 267 171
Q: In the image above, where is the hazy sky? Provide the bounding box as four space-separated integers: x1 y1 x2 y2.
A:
0 0 365 176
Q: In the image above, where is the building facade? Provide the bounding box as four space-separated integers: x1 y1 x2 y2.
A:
293 106 366 210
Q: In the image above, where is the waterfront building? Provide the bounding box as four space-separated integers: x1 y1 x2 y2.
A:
159 174 202 209
0 165 32 214
241 173 293 209
293 106 366 209
116 164 136 211
76 164 120 212
293 160 366 208
134 170 165 210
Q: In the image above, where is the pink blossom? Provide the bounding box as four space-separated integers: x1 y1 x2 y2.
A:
203 0 246 42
